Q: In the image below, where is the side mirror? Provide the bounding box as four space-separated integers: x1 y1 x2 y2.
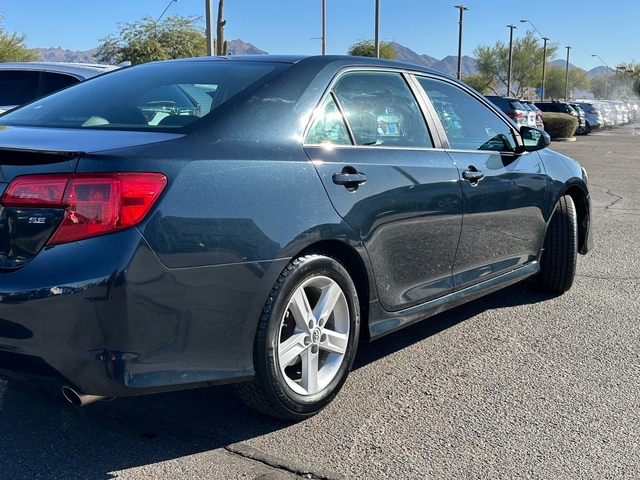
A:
519 126 551 152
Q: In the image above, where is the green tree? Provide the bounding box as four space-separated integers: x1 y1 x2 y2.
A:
0 23 39 62
348 39 396 59
544 65 590 100
473 31 558 97
590 75 608 99
462 73 495 94
97 15 206 65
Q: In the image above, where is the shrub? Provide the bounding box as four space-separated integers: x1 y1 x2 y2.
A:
541 112 577 139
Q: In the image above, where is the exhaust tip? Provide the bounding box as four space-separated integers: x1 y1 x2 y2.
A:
61 386 108 406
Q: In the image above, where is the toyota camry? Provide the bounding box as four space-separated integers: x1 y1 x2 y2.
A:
0 55 592 420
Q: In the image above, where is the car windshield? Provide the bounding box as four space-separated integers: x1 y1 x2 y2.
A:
0 60 284 131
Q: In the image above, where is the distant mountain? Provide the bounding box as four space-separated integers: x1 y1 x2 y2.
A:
33 41 609 85
549 59 576 70
34 39 266 64
37 47 101 63
431 55 476 78
390 42 475 77
390 42 438 68
587 65 612 79
226 39 267 55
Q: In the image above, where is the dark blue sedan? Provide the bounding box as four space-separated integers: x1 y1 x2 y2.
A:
0 55 592 420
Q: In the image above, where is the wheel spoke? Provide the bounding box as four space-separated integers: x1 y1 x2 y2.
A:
300 347 319 394
288 287 314 333
321 329 348 355
314 282 342 327
279 332 308 368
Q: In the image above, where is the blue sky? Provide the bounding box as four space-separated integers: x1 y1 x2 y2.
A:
1 1 636 72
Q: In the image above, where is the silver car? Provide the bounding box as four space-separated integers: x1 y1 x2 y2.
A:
570 102 603 133
0 62 119 113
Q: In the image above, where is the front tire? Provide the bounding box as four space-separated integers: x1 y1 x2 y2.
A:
234 254 360 420
536 195 578 293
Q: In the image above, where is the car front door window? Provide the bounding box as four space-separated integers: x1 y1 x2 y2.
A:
416 76 517 152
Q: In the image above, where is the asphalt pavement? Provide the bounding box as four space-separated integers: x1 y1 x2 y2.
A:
1 124 639 479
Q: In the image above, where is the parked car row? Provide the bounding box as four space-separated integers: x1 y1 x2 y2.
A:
484 95 544 129
577 99 640 127
485 95 640 136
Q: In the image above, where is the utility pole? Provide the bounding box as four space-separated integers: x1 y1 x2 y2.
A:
507 24 516 96
374 0 380 58
564 46 572 100
454 5 468 80
205 0 214 56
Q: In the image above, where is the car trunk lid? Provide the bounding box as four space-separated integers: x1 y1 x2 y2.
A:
0 127 177 269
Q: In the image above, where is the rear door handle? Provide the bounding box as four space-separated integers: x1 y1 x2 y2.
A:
332 166 367 191
332 172 367 186
462 166 484 185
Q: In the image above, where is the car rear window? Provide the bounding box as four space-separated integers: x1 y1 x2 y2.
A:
0 60 284 131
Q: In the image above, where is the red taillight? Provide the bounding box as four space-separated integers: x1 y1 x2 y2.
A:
1 173 167 245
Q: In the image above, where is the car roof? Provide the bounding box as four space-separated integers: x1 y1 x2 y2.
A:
155 54 448 77
0 62 120 79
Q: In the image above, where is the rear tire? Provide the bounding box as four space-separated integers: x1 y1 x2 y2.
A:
233 254 360 420
536 195 578 293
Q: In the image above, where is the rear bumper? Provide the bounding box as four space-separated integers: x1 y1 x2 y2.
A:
0 228 285 398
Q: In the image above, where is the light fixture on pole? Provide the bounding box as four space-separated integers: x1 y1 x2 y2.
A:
565 46 571 100
520 19 547 100
454 5 468 80
591 54 609 99
507 24 517 97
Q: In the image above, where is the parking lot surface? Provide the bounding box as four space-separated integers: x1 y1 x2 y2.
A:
1 125 639 479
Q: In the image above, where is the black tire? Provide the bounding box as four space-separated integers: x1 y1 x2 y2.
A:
537 195 578 293
233 254 360 420
575 124 588 135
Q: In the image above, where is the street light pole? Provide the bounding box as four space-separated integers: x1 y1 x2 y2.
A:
564 46 572 100
454 5 468 80
591 54 609 99
321 0 326 55
507 24 517 96
374 0 380 58
520 19 547 100
205 0 214 56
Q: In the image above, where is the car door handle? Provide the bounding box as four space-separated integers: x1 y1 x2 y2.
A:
462 166 484 184
332 172 367 185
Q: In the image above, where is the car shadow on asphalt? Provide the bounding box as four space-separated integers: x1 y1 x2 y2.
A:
353 278 554 370
0 280 556 479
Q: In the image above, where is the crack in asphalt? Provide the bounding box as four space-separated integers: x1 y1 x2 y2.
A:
225 442 340 479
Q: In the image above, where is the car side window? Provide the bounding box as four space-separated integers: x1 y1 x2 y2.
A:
305 93 352 145
416 76 517 152
44 72 80 95
0 71 41 105
330 71 433 148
